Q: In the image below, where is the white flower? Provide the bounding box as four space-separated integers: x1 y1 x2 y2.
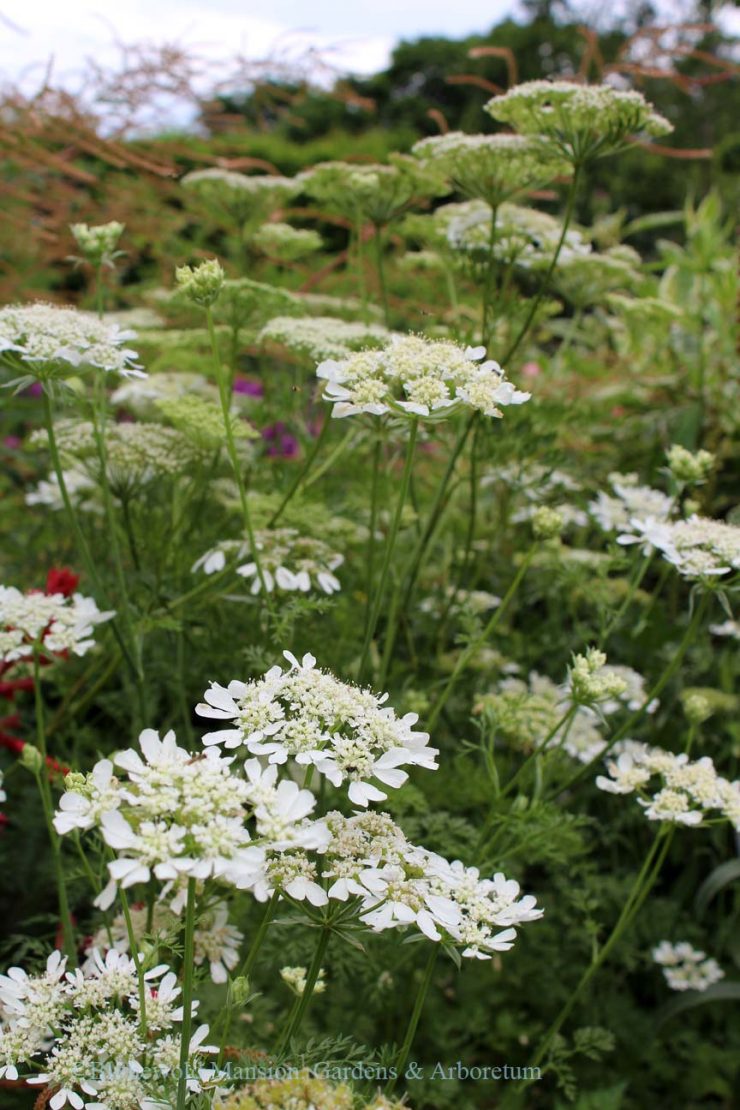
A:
0 303 144 379
0 585 114 666
317 336 529 421
653 941 724 992
193 529 345 596
196 651 438 806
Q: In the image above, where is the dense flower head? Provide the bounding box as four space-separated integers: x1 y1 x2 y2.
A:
317 335 530 420
253 222 323 260
652 941 725 992
280 965 326 996
32 419 208 494
110 371 219 415
181 169 298 224
70 221 125 267
299 158 438 224
0 584 113 666
485 80 672 163
192 529 344 596
214 1070 356 1110
259 315 393 361
196 651 438 807
443 199 591 268
666 445 715 485
0 304 144 381
568 648 628 707
174 259 225 307
0 948 215 1108
411 131 568 206
53 729 322 906
596 742 740 830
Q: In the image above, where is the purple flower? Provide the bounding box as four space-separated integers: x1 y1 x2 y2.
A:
233 376 264 398
262 423 299 459
2 436 22 450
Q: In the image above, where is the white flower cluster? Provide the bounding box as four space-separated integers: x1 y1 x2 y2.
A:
0 948 215 1108
196 651 438 807
181 169 297 222
0 304 144 379
0 585 113 665
192 529 344 596
485 80 672 162
111 371 219 416
84 900 243 985
319 812 542 959
596 742 740 829
443 200 591 269
317 336 530 420
253 222 323 260
411 132 566 206
419 587 501 617
259 315 392 361
622 516 740 581
299 160 432 224
567 648 628 708
589 471 674 536
53 729 325 908
46 419 206 490
70 221 125 267
25 469 100 514
652 941 724 993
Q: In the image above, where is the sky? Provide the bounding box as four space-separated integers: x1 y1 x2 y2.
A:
0 0 518 93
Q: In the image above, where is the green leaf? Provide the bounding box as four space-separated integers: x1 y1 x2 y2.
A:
657 981 740 1026
695 858 740 917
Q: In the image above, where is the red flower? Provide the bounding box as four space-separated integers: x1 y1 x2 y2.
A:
46 568 80 597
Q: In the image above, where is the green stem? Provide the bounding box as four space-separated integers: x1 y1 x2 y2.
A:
502 164 582 366
373 223 390 327
268 418 332 526
176 878 198 1110
382 414 476 675
275 926 330 1054
364 423 384 642
387 946 438 1094
598 551 654 648
481 204 499 345
519 830 672 1094
120 886 148 1039
427 544 537 730
206 306 274 618
32 653 75 960
358 419 418 683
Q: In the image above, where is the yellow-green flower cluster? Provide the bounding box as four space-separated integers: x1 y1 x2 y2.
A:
253 222 323 261
70 220 125 267
174 259 225 307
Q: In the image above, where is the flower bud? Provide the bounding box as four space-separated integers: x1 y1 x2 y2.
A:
175 259 225 306
20 744 44 774
667 445 714 485
227 975 251 1007
682 692 712 726
531 506 564 541
70 221 125 266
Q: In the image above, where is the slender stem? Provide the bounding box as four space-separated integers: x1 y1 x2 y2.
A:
32 652 75 960
275 926 330 1054
303 426 356 491
364 424 384 642
215 894 278 1061
499 704 578 802
176 878 198 1110
373 223 390 327
120 886 148 1039
387 946 438 1094
520 830 672 1091
502 164 582 366
206 306 274 617
268 418 332 526
598 551 654 648
427 544 537 730
481 204 499 345
382 415 476 673
358 420 418 683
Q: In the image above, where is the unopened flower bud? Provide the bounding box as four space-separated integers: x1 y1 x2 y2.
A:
667 445 714 485
20 744 44 774
683 692 712 725
532 506 564 540
227 975 251 1007
175 259 225 306
70 221 125 266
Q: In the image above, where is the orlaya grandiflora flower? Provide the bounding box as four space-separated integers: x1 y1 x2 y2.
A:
316 336 530 421
196 650 438 807
53 728 319 911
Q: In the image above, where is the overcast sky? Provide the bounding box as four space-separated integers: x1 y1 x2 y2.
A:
0 0 519 92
